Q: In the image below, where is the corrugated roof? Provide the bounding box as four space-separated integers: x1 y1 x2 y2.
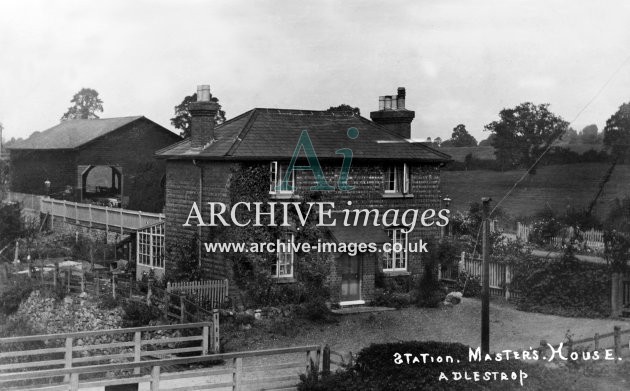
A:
156 108 451 163
8 116 144 150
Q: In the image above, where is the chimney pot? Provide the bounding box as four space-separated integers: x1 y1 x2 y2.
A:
197 85 211 102
370 87 415 138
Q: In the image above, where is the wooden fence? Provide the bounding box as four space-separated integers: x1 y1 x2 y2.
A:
536 325 630 361
0 344 323 391
3 191 42 212
517 222 605 251
167 279 229 309
439 252 520 300
0 322 217 377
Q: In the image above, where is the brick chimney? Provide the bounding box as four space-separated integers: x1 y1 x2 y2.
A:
370 87 415 139
190 85 219 149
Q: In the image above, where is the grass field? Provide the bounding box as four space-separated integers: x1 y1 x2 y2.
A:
441 163 630 224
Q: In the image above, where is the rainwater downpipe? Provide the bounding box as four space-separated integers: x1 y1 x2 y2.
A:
193 159 203 267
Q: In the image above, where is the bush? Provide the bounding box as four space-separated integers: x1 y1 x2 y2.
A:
121 300 162 327
0 275 36 315
98 294 120 310
297 300 337 323
512 247 611 317
453 270 482 298
415 265 445 308
370 289 411 309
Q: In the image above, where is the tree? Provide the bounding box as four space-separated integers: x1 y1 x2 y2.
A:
171 93 226 138
325 104 360 116
580 124 599 144
603 102 630 162
433 137 442 147
562 127 579 144
484 102 568 171
478 134 495 147
450 124 477 147
60 88 103 121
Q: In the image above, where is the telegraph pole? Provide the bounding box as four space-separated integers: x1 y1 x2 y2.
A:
481 197 491 354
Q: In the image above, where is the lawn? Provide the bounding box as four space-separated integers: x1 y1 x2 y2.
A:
441 163 630 224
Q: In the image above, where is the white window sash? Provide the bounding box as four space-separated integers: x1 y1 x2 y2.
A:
403 163 409 194
276 234 294 277
384 229 408 271
269 161 278 194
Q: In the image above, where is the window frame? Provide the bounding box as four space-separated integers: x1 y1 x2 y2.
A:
384 163 410 195
383 228 408 272
274 232 295 278
269 161 295 195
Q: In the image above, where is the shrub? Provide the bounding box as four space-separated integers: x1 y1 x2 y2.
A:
415 264 445 308
98 294 120 310
121 300 162 327
297 299 337 323
0 275 36 315
453 270 482 298
512 247 610 317
370 289 411 309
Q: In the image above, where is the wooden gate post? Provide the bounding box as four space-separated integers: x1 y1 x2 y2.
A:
53 263 58 288
150 365 160 391
112 274 116 300
213 309 220 353
134 331 141 374
322 345 331 375
202 325 209 355
233 357 242 390
64 336 73 382
180 295 186 324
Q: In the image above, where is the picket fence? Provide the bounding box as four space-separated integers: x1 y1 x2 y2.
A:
166 279 229 309
440 252 520 300
516 222 605 250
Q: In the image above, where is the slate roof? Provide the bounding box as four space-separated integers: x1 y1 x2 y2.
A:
8 116 146 150
156 108 451 163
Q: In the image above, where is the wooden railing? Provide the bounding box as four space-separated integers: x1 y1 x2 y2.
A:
0 344 323 391
535 325 630 360
517 222 605 251
0 322 216 376
40 197 164 233
167 279 229 309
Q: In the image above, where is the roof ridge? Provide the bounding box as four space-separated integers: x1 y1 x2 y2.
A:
225 109 260 156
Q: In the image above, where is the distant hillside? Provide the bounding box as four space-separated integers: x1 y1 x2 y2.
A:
441 163 629 222
439 143 605 163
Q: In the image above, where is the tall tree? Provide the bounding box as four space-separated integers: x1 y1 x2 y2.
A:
60 88 104 121
580 124 599 144
603 102 630 162
450 124 477 147
171 93 226 138
484 102 568 171
325 104 360 116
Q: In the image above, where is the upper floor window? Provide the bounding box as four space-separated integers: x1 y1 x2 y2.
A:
384 228 407 271
384 163 410 194
274 232 294 278
269 161 295 195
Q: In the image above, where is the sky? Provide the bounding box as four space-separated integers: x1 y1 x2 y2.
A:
1 0 629 142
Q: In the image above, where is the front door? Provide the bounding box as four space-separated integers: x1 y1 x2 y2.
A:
340 254 361 301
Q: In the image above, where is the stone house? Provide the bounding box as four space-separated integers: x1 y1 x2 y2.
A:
7 116 181 213
156 86 451 305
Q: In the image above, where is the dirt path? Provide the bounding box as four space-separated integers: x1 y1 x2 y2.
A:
232 298 630 355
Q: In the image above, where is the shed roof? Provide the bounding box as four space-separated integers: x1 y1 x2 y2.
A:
156 108 451 163
8 116 148 150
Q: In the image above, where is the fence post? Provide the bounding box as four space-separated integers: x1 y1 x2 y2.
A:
54 263 58 288
202 325 209 355
164 294 170 319
150 365 160 391
213 309 220 353
322 345 331 375
180 295 186 323
134 331 141 374
112 274 116 300
147 276 153 305
233 357 242 390
80 268 85 293
614 326 621 360
64 336 73 382
95 270 100 295
66 269 71 293
504 265 511 300
70 372 79 391
594 333 600 352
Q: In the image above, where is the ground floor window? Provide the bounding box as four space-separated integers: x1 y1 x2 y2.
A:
273 233 294 278
384 228 407 271
137 222 164 269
